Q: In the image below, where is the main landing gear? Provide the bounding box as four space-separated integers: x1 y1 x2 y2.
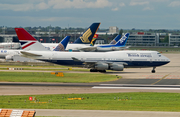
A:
151 67 156 73
90 69 106 72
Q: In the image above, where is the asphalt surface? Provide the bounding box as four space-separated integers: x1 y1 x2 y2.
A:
1 53 180 117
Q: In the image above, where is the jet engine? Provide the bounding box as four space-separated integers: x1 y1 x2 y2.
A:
110 63 124 71
95 62 108 70
5 55 13 60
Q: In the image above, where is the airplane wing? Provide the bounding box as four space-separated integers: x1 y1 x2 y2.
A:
71 57 128 68
21 51 42 57
78 46 97 52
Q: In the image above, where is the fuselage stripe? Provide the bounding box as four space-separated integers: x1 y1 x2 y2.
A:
22 42 35 49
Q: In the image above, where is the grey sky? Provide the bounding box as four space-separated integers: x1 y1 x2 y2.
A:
0 0 180 29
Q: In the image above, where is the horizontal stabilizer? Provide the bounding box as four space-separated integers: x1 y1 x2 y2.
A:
21 51 42 56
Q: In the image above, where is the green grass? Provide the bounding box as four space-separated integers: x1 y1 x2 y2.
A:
0 72 118 83
1 92 180 111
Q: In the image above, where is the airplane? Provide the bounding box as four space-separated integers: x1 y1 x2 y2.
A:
20 50 170 73
79 33 129 52
16 28 170 73
42 22 101 51
0 29 70 60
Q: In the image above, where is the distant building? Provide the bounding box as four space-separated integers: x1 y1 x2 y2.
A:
126 32 159 46
109 26 119 34
169 34 180 46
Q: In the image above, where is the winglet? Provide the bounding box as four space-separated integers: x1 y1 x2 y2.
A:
15 28 49 51
53 36 70 51
74 23 101 44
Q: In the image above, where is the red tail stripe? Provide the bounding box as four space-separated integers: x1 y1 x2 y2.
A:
22 42 35 49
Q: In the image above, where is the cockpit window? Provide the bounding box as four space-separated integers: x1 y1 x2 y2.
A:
157 53 161 57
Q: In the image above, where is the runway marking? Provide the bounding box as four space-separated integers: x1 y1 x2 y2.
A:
151 74 169 85
92 86 180 90
145 75 165 79
166 75 180 79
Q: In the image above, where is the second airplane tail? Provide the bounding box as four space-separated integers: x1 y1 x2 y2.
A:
74 23 100 44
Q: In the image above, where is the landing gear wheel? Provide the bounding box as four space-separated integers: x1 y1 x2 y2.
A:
151 67 156 73
90 69 98 72
98 70 106 72
151 70 155 73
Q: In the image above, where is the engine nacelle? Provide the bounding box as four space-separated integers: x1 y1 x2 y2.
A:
110 63 124 71
95 62 108 70
5 55 13 60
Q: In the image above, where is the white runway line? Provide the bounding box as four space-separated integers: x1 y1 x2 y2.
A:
92 86 180 90
100 84 180 87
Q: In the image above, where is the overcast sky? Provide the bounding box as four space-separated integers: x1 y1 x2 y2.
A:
0 0 180 29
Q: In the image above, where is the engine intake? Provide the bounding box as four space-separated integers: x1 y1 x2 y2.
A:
110 63 124 71
5 55 13 60
95 62 108 70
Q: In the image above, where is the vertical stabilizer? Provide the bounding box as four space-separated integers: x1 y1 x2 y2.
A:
109 35 121 44
115 33 130 46
53 36 70 51
15 28 49 51
74 23 100 44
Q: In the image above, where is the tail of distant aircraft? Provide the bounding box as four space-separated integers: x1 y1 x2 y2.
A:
109 35 121 44
90 34 98 46
53 36 70 51
115 33 130 46
15 28 49 51
74 23 100 44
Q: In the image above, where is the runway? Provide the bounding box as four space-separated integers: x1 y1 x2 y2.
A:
1 53 180 117
1 54 180 95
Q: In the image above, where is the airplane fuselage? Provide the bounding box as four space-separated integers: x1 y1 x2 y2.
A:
21 50 170 69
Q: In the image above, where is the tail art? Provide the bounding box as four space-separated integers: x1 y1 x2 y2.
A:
74 23 100 44
109 35 121 44
90 34 98 46
15 28 49 51
115 33 130 46
53 36 70 51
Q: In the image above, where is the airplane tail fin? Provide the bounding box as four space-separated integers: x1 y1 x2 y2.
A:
53 36 70 51
74 23 100 44
109 35 121 44
115 33 130 46
15 28 49 51
90 34 98 46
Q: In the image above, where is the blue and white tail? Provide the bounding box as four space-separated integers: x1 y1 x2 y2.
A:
15 28 49 51
74 23 100 44
109 35 121 44
115 33 130 46
53 36 70 51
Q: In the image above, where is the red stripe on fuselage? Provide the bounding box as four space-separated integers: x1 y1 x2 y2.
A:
22 42 35 49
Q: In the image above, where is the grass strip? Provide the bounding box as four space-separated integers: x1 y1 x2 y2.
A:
1 92 180 111
0 71 118 83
